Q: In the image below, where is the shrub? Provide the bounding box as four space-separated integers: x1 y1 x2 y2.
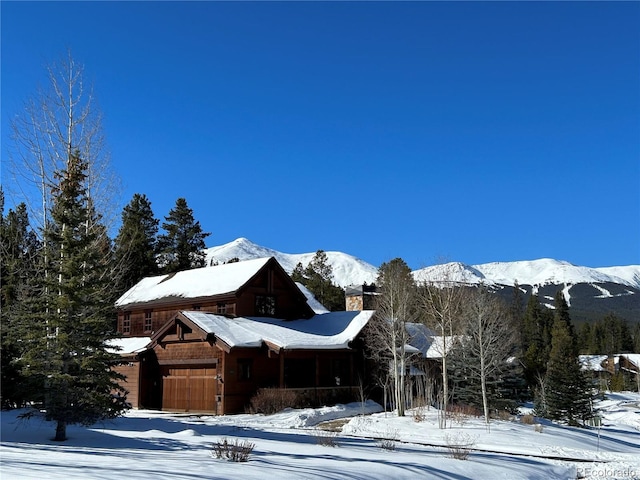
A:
377 427 399 451
520 414 535 425
444 432 476 460
449 403 481 426
212 438 255 462
248 388 299 414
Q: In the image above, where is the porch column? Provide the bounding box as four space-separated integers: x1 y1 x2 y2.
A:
279 351 285 388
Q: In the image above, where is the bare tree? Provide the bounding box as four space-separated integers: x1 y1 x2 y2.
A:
458 286 518 424
416 262 466 428
365 258 419 416
5 51 120 237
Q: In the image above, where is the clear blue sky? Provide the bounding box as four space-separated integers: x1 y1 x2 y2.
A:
2 1 639 269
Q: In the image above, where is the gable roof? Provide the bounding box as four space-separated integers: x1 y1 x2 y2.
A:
162 310 375 352
115 257 273 308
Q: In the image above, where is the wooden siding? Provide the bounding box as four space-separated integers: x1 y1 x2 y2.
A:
113 360 140 408
116 258 314 337
117 298 236 337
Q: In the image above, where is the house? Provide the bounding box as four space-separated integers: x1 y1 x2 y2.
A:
113 257 374 414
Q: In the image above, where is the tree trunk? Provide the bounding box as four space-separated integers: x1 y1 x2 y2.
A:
54 420 66 441
481 363 490 424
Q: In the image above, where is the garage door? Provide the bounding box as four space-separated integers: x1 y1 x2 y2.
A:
161 366 217 412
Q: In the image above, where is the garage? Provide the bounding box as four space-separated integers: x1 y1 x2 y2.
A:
161 366 217 412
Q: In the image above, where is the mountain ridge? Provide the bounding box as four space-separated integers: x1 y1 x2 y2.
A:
205 237 640 290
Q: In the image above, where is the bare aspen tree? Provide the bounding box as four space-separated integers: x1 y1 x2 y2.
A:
365 258 419 416
459 286 517 424
416 263 466 428
6 52 120 236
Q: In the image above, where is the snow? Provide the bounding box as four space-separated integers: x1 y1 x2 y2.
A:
3 392 639 480
182 310 375 350
580 355 608 372
203 238 640 290
205 238 379 288
115 257 272 307
106 337 151 354
295 282 330 314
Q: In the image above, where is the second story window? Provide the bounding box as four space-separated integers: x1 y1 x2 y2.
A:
255 295 276 316
123 312 131 334
217 303 227 315
144 311 152 332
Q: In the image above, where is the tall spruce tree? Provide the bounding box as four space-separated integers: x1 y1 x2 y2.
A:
157 198 210 273
114 193 159 295
0 196 41 408
295 250 345 311
521 294 553 389
20 151 127 441
544 292 592 425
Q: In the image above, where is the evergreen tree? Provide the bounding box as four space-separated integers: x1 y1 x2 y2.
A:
20 151 128 440
157 197 210 273
577 322 594 355
113 193 159 295
0 196 41 408
521 294 553 389
291 262 306 284
544 294 592 425
301 250 345 311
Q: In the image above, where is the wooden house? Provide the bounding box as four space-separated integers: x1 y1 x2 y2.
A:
113 257 374 413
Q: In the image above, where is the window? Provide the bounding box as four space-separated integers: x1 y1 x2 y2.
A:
238 359 252 381
192 304 201 311
255 295 276 316
217 303 227 315
123 312 131 334
144 311 152 332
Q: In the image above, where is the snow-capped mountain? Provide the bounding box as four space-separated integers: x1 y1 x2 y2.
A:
413 258 640 290
205 238 639 321
205 238 379 288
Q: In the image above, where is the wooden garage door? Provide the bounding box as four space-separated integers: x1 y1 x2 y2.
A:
162 366 217 412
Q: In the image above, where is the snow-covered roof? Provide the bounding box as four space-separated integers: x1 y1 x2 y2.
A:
424 335 458 359
295 282 330 314
621 354 640 369
106 337 152 355
115 257 272 307
180 310 375 350
579 355 608 372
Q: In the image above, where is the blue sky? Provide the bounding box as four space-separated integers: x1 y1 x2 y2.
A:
2 1 639 269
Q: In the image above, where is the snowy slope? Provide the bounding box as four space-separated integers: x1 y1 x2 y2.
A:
413 259 640 289
205 238 378 287
204 239 640 295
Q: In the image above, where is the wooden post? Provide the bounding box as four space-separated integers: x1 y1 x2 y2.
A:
279 352 285 388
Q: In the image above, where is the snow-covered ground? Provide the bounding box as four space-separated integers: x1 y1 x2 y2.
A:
1 393 639 480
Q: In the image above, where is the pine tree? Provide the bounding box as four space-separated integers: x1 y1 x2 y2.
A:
0 195 41 408
20 151 128 441
544 293 592 426
113 193 159 295
521 294 553 389
157 197 210 273
298 250 345 311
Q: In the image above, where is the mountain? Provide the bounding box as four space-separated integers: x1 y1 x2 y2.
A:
204 238 639 322
205 238 379 287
